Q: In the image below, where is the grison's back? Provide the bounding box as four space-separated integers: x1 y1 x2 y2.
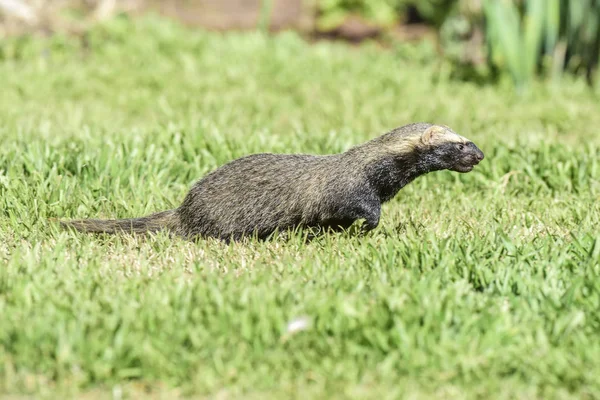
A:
177 153 338 239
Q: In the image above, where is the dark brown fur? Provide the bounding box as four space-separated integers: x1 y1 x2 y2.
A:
61 122 484 241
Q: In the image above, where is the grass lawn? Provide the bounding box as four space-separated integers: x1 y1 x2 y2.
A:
1 15 600 399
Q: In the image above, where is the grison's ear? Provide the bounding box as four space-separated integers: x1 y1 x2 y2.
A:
421 125 446 145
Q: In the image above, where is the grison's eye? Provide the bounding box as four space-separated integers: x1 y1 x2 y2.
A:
457 143 465 151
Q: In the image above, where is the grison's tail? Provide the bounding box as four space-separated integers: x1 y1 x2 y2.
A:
60 209 178 235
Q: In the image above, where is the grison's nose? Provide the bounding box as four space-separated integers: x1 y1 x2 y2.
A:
468 142 484 161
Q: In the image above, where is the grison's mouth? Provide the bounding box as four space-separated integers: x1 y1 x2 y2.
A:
452 147 484 173
453 158 481 173
455 165 474 173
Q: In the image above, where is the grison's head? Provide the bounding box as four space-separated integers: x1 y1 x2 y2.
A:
417 125 484 173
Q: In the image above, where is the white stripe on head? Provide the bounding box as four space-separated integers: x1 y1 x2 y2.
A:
421 125 468 145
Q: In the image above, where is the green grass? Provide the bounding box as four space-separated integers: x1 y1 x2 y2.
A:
1 14 600 399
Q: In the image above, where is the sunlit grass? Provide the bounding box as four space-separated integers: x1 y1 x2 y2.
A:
1 15 600 399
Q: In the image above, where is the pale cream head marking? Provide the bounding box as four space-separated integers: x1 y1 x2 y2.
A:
421 125 469 146
363 123 469 158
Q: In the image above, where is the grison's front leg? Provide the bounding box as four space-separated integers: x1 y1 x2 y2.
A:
358 200 381 233
322 190 381 235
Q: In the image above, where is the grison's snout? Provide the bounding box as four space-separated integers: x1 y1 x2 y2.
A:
469 142 484 163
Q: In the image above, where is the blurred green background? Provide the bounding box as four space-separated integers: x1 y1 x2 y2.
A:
2 0 599 89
